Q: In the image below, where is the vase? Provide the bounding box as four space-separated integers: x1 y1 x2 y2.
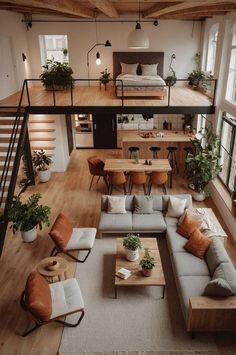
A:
125 248 139 261
38 168 51 183
142 268 153 277
21 227 37 242
192 190 206 202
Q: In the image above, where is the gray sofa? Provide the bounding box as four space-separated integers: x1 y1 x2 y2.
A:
99 194 236 332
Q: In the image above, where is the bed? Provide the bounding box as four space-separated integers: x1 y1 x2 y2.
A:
113 52 167 99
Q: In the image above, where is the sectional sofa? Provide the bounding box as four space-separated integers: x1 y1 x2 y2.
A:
99 194 236 332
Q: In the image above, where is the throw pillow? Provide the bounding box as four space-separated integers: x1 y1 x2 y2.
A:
49 213 73 249
178 207 203 226
184 229 212 258
107 196 126 214
205 237 231 276
120 62 138 75
204 278 234 297
213 262 236 294
134 195 154 214
166 196 187 218
141 63 158 76
177 212 202 239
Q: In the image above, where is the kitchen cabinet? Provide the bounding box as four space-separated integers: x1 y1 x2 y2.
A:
93 113 117 148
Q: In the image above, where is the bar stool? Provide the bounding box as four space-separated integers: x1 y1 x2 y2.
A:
108 171 127 195
148 172 168 195
129 171 147 195
149 146 161 159
166 146 179 173
128 146 140 158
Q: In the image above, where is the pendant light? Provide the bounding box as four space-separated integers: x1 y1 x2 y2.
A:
128 1 149 49
96 52 101 65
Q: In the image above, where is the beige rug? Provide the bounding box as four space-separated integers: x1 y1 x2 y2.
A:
59 238 219 354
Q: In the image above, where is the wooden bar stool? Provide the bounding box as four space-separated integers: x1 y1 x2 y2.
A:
149 146 161 159
166 146 179 173
108 171 127 195
128 146 140 158
129 171 147 195
148 172 168 195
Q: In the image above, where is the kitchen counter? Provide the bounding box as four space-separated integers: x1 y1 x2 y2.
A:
122 131 193 143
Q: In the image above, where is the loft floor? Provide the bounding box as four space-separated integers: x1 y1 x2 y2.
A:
0 148 235 355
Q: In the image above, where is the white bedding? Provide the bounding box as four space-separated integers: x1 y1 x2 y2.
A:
116 74 166 91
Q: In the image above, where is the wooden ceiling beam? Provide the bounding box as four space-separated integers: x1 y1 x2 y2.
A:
165 3 236 16
0 0 94 18
87 0 119 18
143 1 233 18
160 11 228 19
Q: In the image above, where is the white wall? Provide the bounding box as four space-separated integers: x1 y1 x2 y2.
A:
26 15 202 81
0 10 32 99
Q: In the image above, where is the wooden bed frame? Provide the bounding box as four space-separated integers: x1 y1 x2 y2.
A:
113 52 167 99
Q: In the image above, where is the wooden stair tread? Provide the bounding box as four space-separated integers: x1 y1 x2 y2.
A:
0 138 19 143
29 129 55 133
29 119 55 123
0 147 17 152
0 129 16 134
29 137 55 141
0 119 16 125
31 146 55 150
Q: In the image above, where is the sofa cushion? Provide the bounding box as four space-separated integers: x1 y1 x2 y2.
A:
166 196 187 218
132 211 166 232
162 194 192 212
164 216 179 227
152 196 163 212
177 275 211 321
101 195 133 211
99 211 132 231
172 251 210 277
177 212 202 239
213 262 236 294
107 196 126 214
184 229 212 259
204 278 234 297
205 237 231 275
134 195 154 214
166 227 187 253
49 213 73 249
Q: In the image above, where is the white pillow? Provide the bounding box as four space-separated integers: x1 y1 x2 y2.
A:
120 62 138 75
178 207 203 226
166 196 187 218
107 196 126 214
141 63 158 76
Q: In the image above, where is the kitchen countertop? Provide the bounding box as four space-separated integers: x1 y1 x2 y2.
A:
122 130 193 143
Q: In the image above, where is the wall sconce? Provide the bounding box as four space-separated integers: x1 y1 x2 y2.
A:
86 40 112 84
22 53 27 62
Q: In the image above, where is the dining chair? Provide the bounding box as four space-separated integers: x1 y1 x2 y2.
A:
148 171 168 195
129 171 147 195
108 171 127 195
87 155 108 191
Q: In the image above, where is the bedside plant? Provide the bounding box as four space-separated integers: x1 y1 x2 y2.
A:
100 68 110 84
40 59 74 90
139 248 155 277
32 149 53 183
123 233 142 261
165 67 177 86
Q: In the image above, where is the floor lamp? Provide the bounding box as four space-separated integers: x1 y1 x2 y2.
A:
86 40 111 86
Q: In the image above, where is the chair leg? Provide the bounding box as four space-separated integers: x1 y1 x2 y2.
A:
55 310 85 328
97 176 101 183
89 175 95 190
149 183 152 195
123 183 127 195
65 249 91 263
103 176 109 191
162 184 167 195
21 323 42 337
174 153 179 173
109 185 113 195
143 184 146 195
50 247 59 257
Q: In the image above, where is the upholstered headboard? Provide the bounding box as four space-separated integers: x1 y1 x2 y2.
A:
113 52 164 79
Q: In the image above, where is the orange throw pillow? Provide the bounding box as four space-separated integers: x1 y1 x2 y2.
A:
25 272 52 322
184 229 212 258
177 212 202 239
49 213 72 249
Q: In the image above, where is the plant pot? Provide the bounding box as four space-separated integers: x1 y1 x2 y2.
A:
142 268 153 277
38 168 51 183
125 248 139 261
192 190 206 202
21 227 37 242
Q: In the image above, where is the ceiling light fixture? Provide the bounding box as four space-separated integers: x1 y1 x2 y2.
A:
128 1 149 49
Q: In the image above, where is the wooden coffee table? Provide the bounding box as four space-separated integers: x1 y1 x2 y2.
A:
115 238 166 299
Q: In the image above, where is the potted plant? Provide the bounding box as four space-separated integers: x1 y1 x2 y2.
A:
62 48 68 62
139 248 155 277
165 67 177 86
100 68 110 85
123 233 142 261
40 59 74 90
182 114 194 132
32 149 52 183
8 193 51 242
188 52 209 89
185 127 222 201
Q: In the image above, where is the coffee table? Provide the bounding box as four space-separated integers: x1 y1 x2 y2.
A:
115 238 166 299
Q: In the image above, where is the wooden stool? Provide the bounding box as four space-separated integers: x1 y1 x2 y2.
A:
128 146 140 158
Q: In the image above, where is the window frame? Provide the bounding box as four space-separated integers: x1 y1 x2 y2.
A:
206 24 219 75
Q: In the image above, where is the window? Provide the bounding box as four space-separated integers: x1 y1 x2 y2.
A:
219 112 236 192
226 25 236 105
206 24 219 75
39 35 68 65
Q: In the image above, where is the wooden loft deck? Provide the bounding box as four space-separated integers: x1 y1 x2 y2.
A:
0 84 214 114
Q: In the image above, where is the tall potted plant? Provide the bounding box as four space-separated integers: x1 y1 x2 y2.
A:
123 233 142 261
40 59 74 90
8 193 51 242
185 128 222 201
32 149 52 182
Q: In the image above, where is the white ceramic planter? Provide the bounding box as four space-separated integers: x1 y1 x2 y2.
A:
21 227 37 242
192 190 206 202
125 248 139 261
38 168 51 183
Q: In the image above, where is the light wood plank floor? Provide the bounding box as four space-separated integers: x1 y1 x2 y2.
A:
0 149 235 355
0 85 212 108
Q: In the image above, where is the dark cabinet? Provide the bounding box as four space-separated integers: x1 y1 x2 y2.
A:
93 113 117 148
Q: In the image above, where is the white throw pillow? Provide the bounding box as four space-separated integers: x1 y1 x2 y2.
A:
107 196 126 214
120 62 138 75
141 63 158 76
178 207 203 226
166 196 187 218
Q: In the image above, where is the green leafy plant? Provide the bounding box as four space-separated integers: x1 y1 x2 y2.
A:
165 67 177 86
139 248 155 270
188 52 210 88
100 68 110 84
185 127 222 193
32 149 52 171
123 233 142 251
40 59 74 90
8 193 51 233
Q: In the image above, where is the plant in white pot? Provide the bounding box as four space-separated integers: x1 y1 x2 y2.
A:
185 127 222 201
32 149 52 183
8 193 51 242
139 248 156 277
123 233 142 261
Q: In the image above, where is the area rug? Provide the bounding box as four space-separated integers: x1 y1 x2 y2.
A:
59 238 218 354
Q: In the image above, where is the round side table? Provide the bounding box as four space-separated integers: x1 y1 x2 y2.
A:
37 256 68 283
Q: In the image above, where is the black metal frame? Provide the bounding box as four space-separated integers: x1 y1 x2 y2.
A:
50 246 92 263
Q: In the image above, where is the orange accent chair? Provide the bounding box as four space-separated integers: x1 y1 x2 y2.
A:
87 155 108 191
148 172 168 195
129 171 147 195
108 171 127 195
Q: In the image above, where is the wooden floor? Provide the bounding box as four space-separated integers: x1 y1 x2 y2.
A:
0 85 212 108
0 149 235 355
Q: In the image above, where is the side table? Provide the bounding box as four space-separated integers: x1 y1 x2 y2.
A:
37 256 68 283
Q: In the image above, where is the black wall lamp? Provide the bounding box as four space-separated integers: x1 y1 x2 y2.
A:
86 40 112 84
